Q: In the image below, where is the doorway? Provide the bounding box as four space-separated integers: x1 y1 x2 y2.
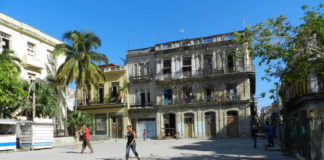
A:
95 113 107 135
163 113 176 137
99 84 104 103
140 92 145 106
227 111 239 137
205 112 216 137
184 113 194 138
111 115 122 138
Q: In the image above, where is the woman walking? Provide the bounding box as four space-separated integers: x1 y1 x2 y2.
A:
126 125 140 160
74 129 80 149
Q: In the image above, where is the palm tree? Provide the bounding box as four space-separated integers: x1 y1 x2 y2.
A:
0 49 21 72
53 30 108 110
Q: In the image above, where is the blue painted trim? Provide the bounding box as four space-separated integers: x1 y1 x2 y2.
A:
0 142 16 147
21 142 53 147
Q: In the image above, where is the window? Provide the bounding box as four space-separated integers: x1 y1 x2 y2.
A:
227 84 237 95
27 42 35 56
227 54 234 72
182 57 192 77
183 87 194 103
140 92 145 106
147 88 150 104
111 82 119 97
204 55 213 74
139 63 145 76
98 84 104 103
0 32 10 50
163 59 171 75
47 50 56 66
164 89 173 105
206 88 212 101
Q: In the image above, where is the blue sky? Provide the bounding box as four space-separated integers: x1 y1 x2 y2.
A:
1 0 321 110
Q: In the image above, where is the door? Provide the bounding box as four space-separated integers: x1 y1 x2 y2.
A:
111 115 122 138
140 93 145 106
99 84 104 103
227 111 239 137
205 112 216 137
184 113 194 138
137 120 156 138
95 113 107 135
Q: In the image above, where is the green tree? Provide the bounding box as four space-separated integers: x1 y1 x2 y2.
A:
0 49 27 118
68 110 93 134
20 81 60 119
53 30 108 109
234 4 324 98
0 49 21 72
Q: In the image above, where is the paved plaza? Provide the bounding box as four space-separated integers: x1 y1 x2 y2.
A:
0 138 295 160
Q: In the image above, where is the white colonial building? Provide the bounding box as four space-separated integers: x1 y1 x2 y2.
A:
0 13 65 82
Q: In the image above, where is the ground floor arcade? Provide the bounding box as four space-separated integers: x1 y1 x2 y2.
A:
156 103 252 139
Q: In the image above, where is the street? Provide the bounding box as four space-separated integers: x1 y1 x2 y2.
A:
0 138 295 160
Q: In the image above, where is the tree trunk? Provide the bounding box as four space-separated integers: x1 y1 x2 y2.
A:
0 107 3 119
62 87 68 137
74 84 78 111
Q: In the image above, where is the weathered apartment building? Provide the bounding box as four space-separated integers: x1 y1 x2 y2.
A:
126 32 255 139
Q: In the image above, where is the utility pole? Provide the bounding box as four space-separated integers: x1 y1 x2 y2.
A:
32 86 35 122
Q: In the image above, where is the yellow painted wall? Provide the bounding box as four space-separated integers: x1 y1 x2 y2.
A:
82 106 129 137
77 69 128 105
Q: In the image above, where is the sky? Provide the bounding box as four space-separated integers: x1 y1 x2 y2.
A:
1 0 322 110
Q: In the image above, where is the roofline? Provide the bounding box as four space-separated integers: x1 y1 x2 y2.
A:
126 31 243 52
0 13 62 46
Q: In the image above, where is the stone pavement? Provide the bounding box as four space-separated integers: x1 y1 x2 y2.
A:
0 138 295 160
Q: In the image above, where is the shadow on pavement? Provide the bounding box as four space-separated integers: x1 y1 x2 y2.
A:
170 139 288 160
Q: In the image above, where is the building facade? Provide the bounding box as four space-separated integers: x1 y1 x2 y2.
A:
0 13 69 130
127 32 255 139
77 64 129 139
0 13 65 82
280 72 324 160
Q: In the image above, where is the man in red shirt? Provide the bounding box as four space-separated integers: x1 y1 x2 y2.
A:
80 125 94 154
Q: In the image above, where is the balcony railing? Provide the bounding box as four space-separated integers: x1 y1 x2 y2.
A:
130 103 153 108
129 73 153 81
161 93 241 106
103 65 126 72
281 77 324 104
157 65 254 81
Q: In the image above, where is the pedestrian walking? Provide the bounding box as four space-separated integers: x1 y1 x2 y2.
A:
251 124 258 148
266 122 274 147
80 125 94 154
126 125 140 160
143 129 147 141
74 129 80 149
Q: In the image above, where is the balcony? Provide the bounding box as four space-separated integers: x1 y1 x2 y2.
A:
160 93 243 107
22 54 44 70
281 76 324 107
103 65 126 72
156 65 254 81
129 103 153 108
129 73 153 81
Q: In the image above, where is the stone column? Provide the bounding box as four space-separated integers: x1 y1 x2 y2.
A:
191 53 196 76
171 57 175 78
212 50 217 71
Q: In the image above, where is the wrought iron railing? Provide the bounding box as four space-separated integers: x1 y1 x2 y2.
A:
156 65 254 81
